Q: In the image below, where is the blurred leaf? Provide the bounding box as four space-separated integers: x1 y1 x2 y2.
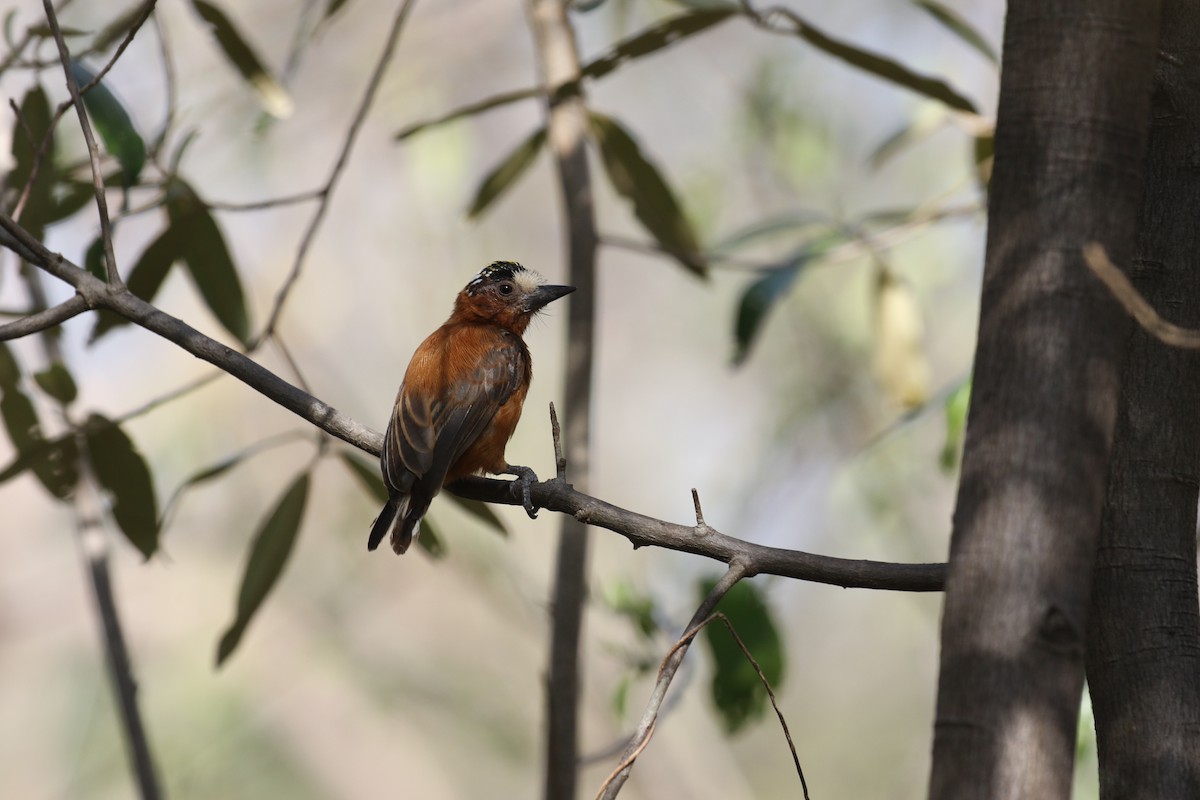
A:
33 362 77 405
940 377 972 472
867 108 948 171
166 179 251 345
70 61 146 188
710 212 827 255
733 233 841 364
873 266 931 408
467 127 546 220
588 111 705 276
698 577 784 734
190 0 293 119
28 24 90 38
604 579 657 639
91 224 183 342
974 132 994 190
444 492 508 537
0 432 77 490
612 674 631 720
92 3 150 52
0 341 18 388
47 180 98 223
785 13 978 114
87 414 159 558
911 0 998 65
9 86 56 235
217 472 309 665
324 0 350 22
0 344 78 499
340 451 446 558
85 236 107 281
582 9 736 81
394 88 540 142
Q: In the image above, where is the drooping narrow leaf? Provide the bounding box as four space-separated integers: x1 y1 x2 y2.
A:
9 86 56 236
973 132 994 190
733 233 842 364
33 362 77 405
698 576 785 734
940 377 972 473
217 472 309 665
784 12 978 114
444 492 508 537
91 223 184 342
911 0 998 65
86 414 159 558
467 127 546 220
581 9 737 81
0 343 76 499
872 266 931 408
190 0 293 119
588 112 706 276
69 62 146 188
340 451 446 557
166 179 251 345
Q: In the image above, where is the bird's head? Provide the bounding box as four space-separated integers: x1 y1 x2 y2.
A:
455 261 575 334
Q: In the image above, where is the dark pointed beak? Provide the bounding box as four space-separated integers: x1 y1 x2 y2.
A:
526 284 576 312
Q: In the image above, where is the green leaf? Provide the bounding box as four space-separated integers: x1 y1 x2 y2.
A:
940 377 972 473
70 62 146 188
47 180 98 224
85 236 107 281
588 111 706 276
324 0 350 22
467 127 546 220
33 362 77 405
340 451 446 558
217 472 309 665
733 233 841 364
0 341 19 389
0 433 77 490
787 13 978 114
87 414 159 558
166 179 251 345
190 0 293 119
698 577 785 734
581 9 737 82
9 86 56 237
604 579 657 640
90 223 183 342
911 0 998 65
612 675 631 720
444 492 508 537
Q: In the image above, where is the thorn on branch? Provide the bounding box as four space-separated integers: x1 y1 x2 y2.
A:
550 401 567 481
691 487 708 531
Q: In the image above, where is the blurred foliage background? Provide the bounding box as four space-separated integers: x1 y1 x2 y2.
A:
0 0 1101 798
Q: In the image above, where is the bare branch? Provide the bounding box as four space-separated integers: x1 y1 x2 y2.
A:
256 0 418 345
205 188 324 212
42 0 128 284
0 294 88 340
392 86 541 141
1084 242 1200 348
597 562 750 800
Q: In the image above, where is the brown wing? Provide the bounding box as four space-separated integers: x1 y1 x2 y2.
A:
381 329 527 500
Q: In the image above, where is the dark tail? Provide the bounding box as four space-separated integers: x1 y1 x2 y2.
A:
392 495 431 555
368 497 399 551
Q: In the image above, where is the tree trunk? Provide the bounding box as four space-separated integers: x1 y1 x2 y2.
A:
1086 2 1200 795
929 1 1161 798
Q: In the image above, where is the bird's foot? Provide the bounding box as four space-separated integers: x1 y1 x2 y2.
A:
504 464 540 519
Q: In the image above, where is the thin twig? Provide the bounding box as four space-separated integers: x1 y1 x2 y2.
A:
0 294 88 340
1084 242 1200 349
255 0 418 346
149 7 176 159
113 370 225 424
597 562 749 800
392 86 541 141
205 188 324 212
43 0 127 284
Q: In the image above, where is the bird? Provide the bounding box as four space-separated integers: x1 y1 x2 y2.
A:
368 261 575 555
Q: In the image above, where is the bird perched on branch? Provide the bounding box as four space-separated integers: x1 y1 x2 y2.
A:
368 261 575 555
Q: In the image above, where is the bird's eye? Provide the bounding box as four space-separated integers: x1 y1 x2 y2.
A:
498 282 514 295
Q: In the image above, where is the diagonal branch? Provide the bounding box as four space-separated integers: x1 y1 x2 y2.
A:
1084 242 1200 349
0 294 88 340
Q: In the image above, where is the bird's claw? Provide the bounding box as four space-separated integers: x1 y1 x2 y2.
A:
506 464 540 519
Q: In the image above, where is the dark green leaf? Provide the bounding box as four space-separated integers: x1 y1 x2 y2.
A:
393 87 540 142
87 414 159 558
9 86 56 236
70 62 146 188
0 341 18 388
588 112 705 276
28 24 90 38
787 12 978 114
973 132 994 191
940 377 971 473
33 362 77 405
85 236 107 281
190 0 293 118
166 179 251 345
217 472 309 665
47 180 98 223
581 9 737 81
444 492 508 537
0 372 77 500
90 224 183 342
341 451 446 558
698 577 785 734
324 0 350 22
0 433 76 489
733 233 841 364
911 0 998 65
467 127 546 220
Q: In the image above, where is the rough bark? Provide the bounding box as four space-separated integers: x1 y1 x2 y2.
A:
929 1 1161 798
1086 2 1200 795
